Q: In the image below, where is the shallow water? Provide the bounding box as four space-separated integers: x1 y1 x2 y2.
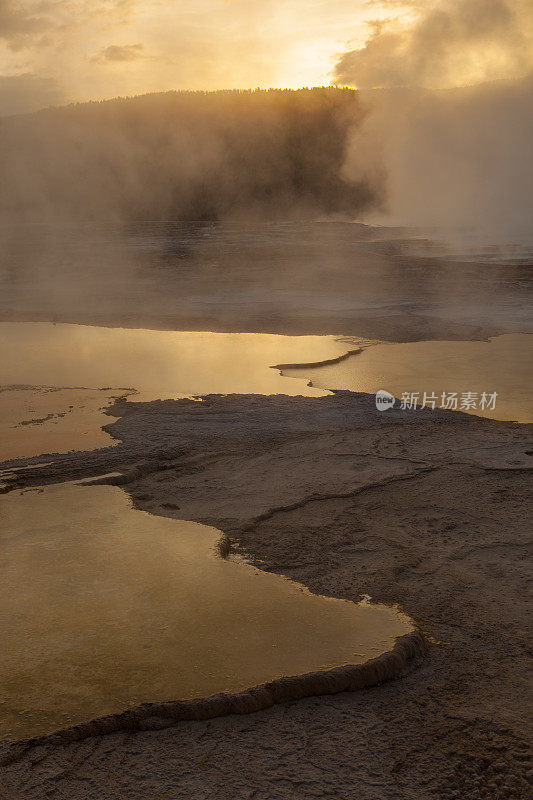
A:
1 324 530 461
0 322 356 460
0 481 412 739
283 334 533 423
0 322 350 400
0 387 125 461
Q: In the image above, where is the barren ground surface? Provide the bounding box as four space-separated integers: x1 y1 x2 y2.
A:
1 393 531 799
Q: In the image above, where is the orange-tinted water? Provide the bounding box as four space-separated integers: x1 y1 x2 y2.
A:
0 481 412 739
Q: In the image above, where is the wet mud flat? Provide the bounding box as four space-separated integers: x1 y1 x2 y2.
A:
1 392 531 799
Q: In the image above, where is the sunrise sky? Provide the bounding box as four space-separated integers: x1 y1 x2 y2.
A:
0 0 532 114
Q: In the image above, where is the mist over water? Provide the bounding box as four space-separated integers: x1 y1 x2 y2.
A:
1 219 529 343
0 80 530 280
0 88 374 226
0 85 530 341
335 0 533 243
345 76 533 242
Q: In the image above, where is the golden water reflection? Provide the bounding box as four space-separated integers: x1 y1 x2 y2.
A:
283 334 533 423
0 388 124 461
0 322 354 461
0 481 412 740
0 322 349 400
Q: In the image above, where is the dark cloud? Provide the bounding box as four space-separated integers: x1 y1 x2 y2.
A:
0 73 65 115
335 0 533 89
92 43 145 63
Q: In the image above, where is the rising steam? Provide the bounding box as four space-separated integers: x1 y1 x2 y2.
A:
335 0 533 237
0 88 375 225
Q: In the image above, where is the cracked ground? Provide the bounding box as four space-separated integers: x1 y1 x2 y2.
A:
1 392 531 799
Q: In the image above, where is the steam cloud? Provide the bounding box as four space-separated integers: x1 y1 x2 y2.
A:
0 1 531 238
0 88 375 224
335 0 533 90
335 0 533 236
